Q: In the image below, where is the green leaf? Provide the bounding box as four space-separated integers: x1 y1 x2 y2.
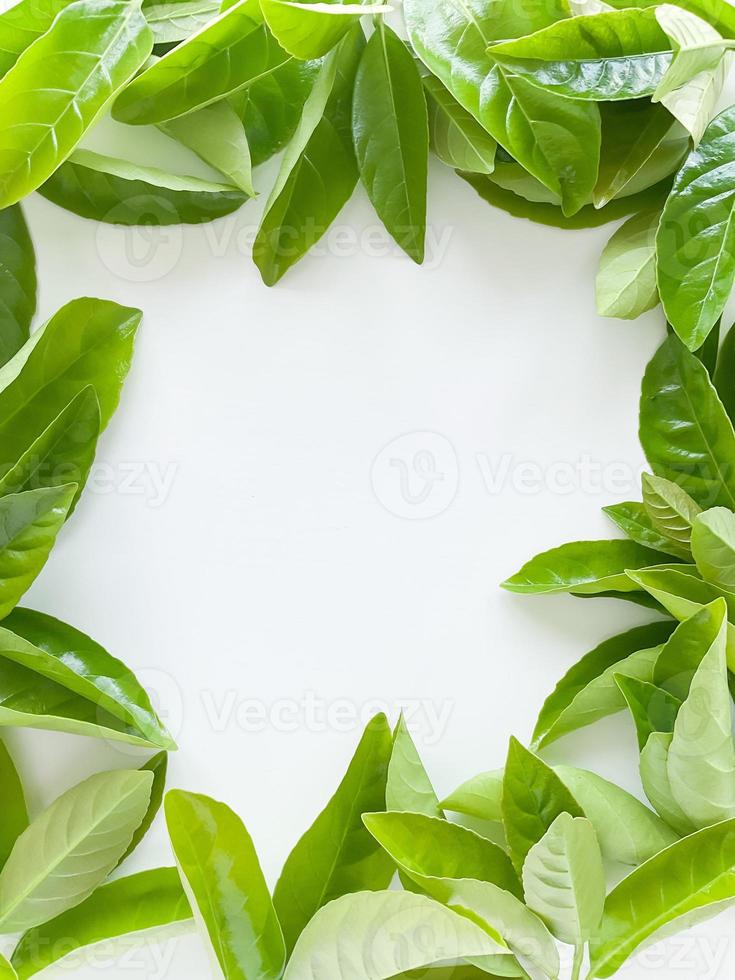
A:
596 209 660 319
0 740 26 872
262 0 386 59
653 599 726 699
0 0 152 209
11 867 192 980
603 501 684 556
363 811 557 978
502 539 669 595
667 608 735 826
501 737 583 873
595 102 678 208
639 730 697 834
488 8 673 101
589 818 735 977
0 607 174 749
282 891 511 980
0 487 75 619
0 955 14 979
640 334 735 508
404 0 600 216
642 473 702 558
652 3 726 100
39 149 248 225
160 100 254 196
715 320 735 420
615 674 682 748
522 813 605 946
352 23 428 263
273 713 393 955
0 206 35 369
144 0 219 42
0 387 100 513
113 0 290 125
441 769 504 822
0 0 79 78
166 790 285 980
386 714 441 817
0 297 140 474
254 28 363 286
425 75 496 175
657 106 735 350
660 55 728 144
0 770 153 932
691 507 735 589
117 753 168 868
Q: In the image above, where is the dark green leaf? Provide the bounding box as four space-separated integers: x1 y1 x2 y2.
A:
0 740 26 871
595 102 678 208
615 674 681 748
116 753 168 868
653 598 726 699
0 206 35 368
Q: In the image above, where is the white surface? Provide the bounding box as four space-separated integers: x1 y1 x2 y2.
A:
9 136 735 978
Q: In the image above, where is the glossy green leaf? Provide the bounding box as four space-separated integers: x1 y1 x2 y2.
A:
0 0 152 209
254 28 363 286
0 740 26 871
424 75 496 175
0 487 75 619
273 712 393 954
0 770 153 932
117 753 168 868
657 106 735 350
653 599 725 698
652 4 726 100
715 320 735 420
605 0 735 38
363 812 556 978
595 102 677 208
39 149 248 225
616 674 682 748
488 8 673 101
603 501 684 556
404 0 601 215
501 737 583 873
386 714 441 816
11 867 192 980
691 507 735 589
0 387 100 512
639 730 697 834
166 790 285 980
502 539 668 595
282 891 511 980
660 55 728 144
0 206 34 369
353 23 428 263
641 472 702 559
589 818 735 977
640 335 735 508
0 0 78 77
596 209 660 319
0 955 14 979
262 0 387 59
113 0 290 125
0 297 140 474
144 0 219 42
523 813 605 946
160 100 254 195
0 607 174 749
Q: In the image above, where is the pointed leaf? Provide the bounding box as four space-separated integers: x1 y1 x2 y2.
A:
653 599 726 699
653 4 726 100
0 206 34 369
596 209 660 319
441 769 504 822
262 0 388 59
615 674 682 748
642 472 702 557
691 507 735 590
660 55 728 144
117 753 168 869
595 102 677 208
603 501 684 556
640 730 697 834
386 714 441 817
425 74 496 174
0 739 26 872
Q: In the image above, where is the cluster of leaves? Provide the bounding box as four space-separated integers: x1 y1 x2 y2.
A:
3 0 734 291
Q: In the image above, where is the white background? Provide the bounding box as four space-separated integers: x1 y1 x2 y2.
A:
7 114 735 979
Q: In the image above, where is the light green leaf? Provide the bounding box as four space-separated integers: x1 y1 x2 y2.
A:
653 599 726 699
0 740 26 872
166 790 285 980
39 149 248 225
691 507 735 590
0 0 153 209
144 0 219 42
657 106 735 350
254 27 363 285
0 297 140 475
0 206 35 369
424 74 496 175
596 209 660 319
282 891 511 980
352 22 428 263
640 335 735 508
502 539 669 595
0 607 174 749
441 769 504 822
0 955 14 979
615 674 682 748
595 102 676 209
113 0 290 125
660 55 728 144
502 737 583 873
603 501 686 556
488 8 673 101
11 868 192 979
653 4 726 100
117 753 168 868
273 713 393 955
522 813 605 946
642 472 702 558
262 0 388 59
589 818 735 977
0 0 78 78
639 731 697 834
160 100 254 196
0 770 153 932
386 714 441 817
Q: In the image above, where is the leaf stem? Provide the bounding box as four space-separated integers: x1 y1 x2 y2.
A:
571 945 584 980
